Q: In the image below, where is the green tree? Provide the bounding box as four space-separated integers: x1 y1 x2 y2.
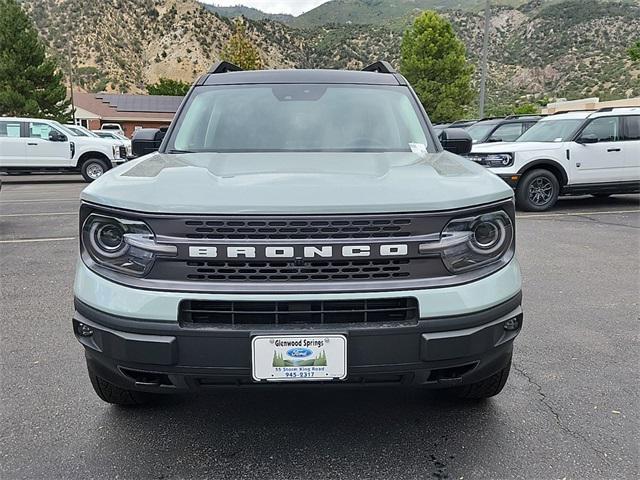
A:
146 77 191 96
221 18 262 70
0 0 69 120
629 41 640 61
400 11 474 123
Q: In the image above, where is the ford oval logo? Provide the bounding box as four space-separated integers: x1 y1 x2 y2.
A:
286 347 313 358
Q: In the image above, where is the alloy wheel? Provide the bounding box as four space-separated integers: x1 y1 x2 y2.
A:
528 177 554 206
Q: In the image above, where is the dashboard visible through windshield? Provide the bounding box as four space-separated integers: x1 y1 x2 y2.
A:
516 119 584 142
167 84 435 153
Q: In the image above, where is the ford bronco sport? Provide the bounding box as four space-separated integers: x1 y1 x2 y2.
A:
73 61 523 405
468 108 640 211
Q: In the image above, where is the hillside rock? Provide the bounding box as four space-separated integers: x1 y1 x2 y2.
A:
21 0 640 107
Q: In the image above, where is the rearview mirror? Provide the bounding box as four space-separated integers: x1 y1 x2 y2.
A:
438 128 473 155
132 128 167 157
577 134 598 144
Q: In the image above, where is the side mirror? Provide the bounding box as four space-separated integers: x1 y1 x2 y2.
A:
132 128 167 157
49 131 67 142
439 128 473 155
577 134 598 144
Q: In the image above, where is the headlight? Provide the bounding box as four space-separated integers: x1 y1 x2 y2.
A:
82 214 176 276
419 211 514 273
466 153 513 168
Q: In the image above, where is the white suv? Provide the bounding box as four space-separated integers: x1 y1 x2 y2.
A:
0 117 127 182
467 108 640 210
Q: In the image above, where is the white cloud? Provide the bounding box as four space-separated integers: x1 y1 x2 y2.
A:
201 0 330 16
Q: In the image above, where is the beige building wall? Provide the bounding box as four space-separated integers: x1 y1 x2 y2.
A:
542 97 640 114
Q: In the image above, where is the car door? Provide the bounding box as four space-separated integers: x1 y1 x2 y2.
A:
621 115 640 181
487 122 525 143
0 120 26 167
26 121 72 167
569 116 626 184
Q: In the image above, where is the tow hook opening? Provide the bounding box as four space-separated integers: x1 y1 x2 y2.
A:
119 367 173 387
427 362 477 384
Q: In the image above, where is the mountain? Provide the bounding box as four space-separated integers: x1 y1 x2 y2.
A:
200 3 294 23
291 0 528 27
21 0 640 110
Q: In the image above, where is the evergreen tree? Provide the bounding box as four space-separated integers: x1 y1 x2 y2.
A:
0 0 69 120
630 41 640 61
146 78 191 96
400 11 474 123
221 18 263 70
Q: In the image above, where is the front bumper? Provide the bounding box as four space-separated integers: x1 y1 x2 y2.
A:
497 174 521 189
73 293 522 391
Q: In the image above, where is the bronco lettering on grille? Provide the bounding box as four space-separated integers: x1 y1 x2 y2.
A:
188 244 409 259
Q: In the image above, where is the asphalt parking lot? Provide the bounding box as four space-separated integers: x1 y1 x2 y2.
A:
1 178 638 480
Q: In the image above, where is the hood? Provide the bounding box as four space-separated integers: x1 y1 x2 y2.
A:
74 136 123 147
472 141 564 154
81 151 513 214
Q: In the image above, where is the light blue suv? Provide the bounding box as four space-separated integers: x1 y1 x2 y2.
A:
72 61 522 405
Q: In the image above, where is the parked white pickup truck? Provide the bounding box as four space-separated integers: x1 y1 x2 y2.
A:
0 117 127 181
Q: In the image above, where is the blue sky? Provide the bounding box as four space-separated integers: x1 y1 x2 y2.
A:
202 1 331 16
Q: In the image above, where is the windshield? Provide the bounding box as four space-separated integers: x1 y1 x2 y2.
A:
516 119 584 142
51 121 78 137
466 123 496 143
168 84 433 153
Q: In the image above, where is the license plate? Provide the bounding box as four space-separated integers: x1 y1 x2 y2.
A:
251 335 347 382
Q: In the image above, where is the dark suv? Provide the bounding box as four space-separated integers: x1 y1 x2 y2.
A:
467 115 541 144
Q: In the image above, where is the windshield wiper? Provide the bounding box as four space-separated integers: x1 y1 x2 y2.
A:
167 149 195 154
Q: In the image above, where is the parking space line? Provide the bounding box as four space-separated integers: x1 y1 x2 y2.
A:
517 209 640 218
0 212 76 217
0 198 78 203
0 236 77 244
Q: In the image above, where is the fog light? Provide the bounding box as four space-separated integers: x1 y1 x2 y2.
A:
77 322 93 337
503 317 520 331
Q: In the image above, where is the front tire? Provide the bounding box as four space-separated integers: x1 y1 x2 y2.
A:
81 158 109 182
88 369 150 406
516 168 560 211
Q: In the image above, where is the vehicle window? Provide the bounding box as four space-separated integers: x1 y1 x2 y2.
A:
68 127 88 136
29 122 60 139
516 119 584 142
623 115 640 140
466 123 496 143
0 121 21 138
489 123 523 142
579 116 620 142
170 84 432 153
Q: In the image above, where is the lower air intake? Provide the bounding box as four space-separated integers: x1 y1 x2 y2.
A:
179 298 419 326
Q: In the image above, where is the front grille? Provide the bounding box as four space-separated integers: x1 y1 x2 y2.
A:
179 298 419 326
181 217 413 240
118 146 127 158
179 258 415 282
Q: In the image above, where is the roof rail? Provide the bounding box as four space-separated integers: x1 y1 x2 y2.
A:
550 109 596 115
208 61 242 74
478 116 504 121
504 114 541 119
594 106 639 113
362 61 396 74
